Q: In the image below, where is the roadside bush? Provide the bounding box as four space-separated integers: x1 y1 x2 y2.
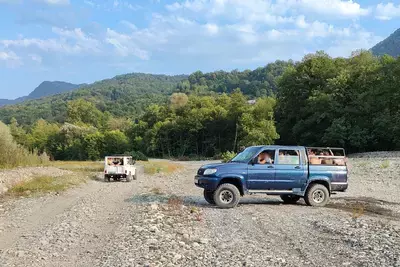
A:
131 151 148 161
0 121 49 169
221 151 236 163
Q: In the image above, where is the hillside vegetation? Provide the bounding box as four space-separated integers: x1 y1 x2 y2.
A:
0 121 48 169
1 51 400 161
0 73 188 125
371 28 400 57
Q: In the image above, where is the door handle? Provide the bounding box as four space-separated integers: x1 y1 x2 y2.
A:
294 166 301 169
267 166 274 169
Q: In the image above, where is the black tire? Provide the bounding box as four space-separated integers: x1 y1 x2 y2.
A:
280 194 301 204
203 190 215 205
304 184 330 207
133 173 137 180
213 183 241 209
104 176 110 182
126 173 132 182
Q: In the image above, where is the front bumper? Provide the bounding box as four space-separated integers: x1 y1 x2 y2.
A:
194 175 219 191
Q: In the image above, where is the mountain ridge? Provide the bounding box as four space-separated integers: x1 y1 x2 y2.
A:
371 28 400 57
0 81 85 107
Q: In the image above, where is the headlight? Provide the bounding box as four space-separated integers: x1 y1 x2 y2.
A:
203 168 217 175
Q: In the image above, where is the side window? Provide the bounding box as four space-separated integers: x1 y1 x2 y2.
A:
256 150 276 165
277 150 300 165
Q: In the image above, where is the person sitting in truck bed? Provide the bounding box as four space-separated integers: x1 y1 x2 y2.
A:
321 151 334 165
308 149 321 164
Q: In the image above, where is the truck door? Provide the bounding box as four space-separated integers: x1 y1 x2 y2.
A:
247 149 276 189
274 149 307 190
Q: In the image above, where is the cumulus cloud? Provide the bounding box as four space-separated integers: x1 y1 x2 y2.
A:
35 0 70 5
280 0 370 18
105 29 150 60
375 2 400 20
204 23 219 35
29 54 42 64
0 51 22 68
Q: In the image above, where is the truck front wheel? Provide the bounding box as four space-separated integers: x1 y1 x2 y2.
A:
304 184 330 207
280 194 301 204
203 190 215 205
213 183 241 209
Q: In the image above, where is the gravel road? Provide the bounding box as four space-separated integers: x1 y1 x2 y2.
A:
0 156 400 267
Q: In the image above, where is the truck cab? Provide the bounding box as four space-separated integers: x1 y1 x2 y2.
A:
195 145 348 208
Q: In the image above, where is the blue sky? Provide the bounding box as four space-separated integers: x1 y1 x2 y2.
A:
0 0 399 99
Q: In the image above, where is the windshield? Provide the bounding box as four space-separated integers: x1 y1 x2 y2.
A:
230 147 260 163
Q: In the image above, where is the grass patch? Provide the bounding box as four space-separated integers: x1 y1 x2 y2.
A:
150 187 163 195
141 161 183 175
9 174 88 196
50 161 104 172
380 160 390 169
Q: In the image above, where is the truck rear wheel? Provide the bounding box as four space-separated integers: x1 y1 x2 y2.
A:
304 184 330 207
213 183 241 209
203 190 215 205
280 194 301 204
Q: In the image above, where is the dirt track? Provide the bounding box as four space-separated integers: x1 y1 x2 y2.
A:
0 158 400 267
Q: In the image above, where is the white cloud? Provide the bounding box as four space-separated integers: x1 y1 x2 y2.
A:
121 20 138 30
0 51 22 68
375 2 400 20
204 23 219 35
105 28 150 60
29 54 42 64
278 0 370 17
1 28 101 55
84 0 95 6
35 0 70 5
326 31 383 57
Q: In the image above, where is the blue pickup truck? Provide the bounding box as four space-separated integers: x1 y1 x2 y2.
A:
194 145 348 208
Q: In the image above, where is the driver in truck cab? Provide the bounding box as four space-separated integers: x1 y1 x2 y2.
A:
258 151 273 164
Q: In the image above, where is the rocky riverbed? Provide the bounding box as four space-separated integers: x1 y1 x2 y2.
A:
0 155 399 267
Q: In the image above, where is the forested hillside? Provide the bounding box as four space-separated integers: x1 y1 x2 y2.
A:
276 51 400 153
177 60 293 97
0 73 187 125
0 62 289 125
2 51 400 160
371 28 400 57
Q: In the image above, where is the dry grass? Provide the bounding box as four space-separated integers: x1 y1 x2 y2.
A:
8 174 88 196
0 122 49 169
150 187 163 195
141 161 183 175
380 160 390 169
50 161 104 172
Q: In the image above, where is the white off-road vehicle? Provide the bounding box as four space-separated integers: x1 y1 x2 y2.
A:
104 155 137 182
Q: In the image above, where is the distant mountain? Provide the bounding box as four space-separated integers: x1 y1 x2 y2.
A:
0 81 84 107
0 73 188 125
371 28 400 57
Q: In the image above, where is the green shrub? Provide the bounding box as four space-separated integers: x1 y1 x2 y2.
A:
131 151 148 161
0 121 49 169
221 151 236 163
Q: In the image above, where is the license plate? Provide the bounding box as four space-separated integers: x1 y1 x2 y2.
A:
194 176 199 183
